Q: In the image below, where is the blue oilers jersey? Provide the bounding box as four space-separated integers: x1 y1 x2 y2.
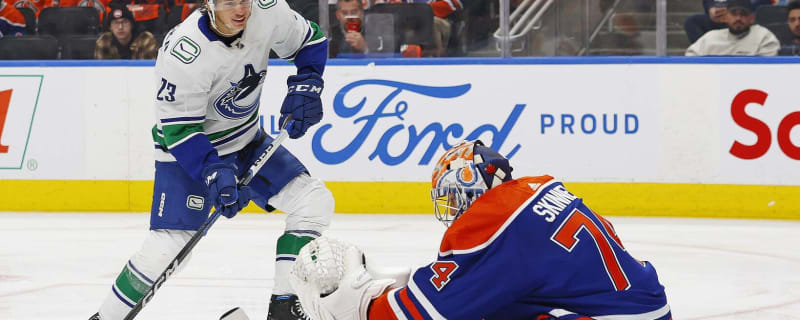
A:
369 176 671 320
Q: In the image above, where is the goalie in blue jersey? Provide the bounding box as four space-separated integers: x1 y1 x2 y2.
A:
89 0 331 318
290 140 672 320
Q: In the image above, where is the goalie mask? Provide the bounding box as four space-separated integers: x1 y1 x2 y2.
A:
430 140 513 227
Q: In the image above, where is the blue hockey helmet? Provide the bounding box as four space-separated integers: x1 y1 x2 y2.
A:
430 140 513 227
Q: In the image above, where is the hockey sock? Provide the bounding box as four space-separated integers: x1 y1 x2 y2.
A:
115 260 153 306
272 231 318 295
98 260 154 319
97 230 193 319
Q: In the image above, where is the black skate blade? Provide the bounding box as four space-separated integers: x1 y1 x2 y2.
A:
220 307 250 320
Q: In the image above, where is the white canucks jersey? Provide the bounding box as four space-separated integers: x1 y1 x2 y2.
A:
151 0 325 162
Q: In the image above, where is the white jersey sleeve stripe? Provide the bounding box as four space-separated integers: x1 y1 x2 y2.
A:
159 120 204 126
166 131 204 149
407 277 446 320
386 288 409 320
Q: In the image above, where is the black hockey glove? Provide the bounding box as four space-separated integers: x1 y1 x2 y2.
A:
279 73 323 139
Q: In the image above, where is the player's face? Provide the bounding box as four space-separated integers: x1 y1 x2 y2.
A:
212 0 252 35
445 193 458 216
789 9 800 37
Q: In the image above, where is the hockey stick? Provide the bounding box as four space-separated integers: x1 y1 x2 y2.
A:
123 117 294 320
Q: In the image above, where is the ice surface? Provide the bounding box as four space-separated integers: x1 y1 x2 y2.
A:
0 213 798 319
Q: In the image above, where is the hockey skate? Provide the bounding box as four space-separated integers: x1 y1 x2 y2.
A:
88 312 100 320
267 294 310 320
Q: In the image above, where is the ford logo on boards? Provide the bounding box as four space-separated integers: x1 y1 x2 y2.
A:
311 79 525 166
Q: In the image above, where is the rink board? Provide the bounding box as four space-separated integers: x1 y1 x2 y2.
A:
0 180 799 220
0 57 799 219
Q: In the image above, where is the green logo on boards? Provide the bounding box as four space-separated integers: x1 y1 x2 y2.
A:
257 0 276 9
170 37 201 64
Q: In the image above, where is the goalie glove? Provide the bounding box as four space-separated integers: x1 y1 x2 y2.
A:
290 237 395 320
365 263 412 289
321 245 395 320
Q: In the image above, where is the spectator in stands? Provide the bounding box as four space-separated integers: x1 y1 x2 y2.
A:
686 0 779 56
684 0 729 44
59 0 109 22
95 4 157 59
330 0 366 57
10 0 52 18
779 0 800 55
0 0 26 37
429 0 461 56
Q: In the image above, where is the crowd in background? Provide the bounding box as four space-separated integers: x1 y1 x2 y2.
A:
2 0 800 58
0 0 475 58
0 0 202 58
685 0 800 56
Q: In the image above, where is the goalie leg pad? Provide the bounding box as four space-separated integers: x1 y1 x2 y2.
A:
97 229 194 319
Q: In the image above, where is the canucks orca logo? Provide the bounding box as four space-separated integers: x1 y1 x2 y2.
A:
214 64 267 119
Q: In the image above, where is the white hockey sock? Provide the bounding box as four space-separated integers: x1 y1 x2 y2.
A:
272 259 295 296
272 231 320 296
97 230 193 320
267 174 333 296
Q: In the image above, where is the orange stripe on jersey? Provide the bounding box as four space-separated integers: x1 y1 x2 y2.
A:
397 288 425 320
368 292 399 320
439 176 554 254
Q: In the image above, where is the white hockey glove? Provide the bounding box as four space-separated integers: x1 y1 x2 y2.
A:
289 237 395 320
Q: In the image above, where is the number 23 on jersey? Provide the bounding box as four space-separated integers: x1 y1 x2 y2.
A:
157 78 176 102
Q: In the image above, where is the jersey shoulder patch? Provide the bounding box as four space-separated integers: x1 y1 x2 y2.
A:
256 0 277 9
170 36 201 64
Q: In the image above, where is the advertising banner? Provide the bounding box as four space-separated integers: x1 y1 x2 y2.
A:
0 75 42 170
0 60 798 217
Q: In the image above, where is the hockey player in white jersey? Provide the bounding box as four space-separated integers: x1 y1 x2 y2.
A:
88 0 331 319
